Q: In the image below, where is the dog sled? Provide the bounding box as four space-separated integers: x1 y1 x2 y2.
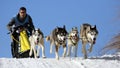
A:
9 26 34 58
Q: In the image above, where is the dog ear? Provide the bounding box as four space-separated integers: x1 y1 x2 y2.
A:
94 25 96 29
75 27 77 30
56 26 59 28
72 27 73 30
37 28 40 34
87 26 91 31
38 28 40 32
72 27 77 31
38 28 44 37
32 29 35 34
91 25 96 29
63 25 66 29
56 28 59 32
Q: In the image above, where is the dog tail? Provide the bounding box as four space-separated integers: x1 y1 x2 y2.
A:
46 36 50 41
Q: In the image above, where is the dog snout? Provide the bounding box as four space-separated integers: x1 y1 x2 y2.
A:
75 34 78 37
63 38 66 41
93 38 96 41
37 38 39 41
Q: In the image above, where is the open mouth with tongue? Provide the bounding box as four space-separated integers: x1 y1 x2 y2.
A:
35 41 38 44
72 36 78 41
93 38 96 44
92 38 96 44
93 40 96 44
35 38 39 44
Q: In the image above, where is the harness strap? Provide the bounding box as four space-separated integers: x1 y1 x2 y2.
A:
11 15 29 43
11 34 20 43
68 36 78 45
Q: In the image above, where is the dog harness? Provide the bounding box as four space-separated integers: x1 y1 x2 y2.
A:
69 36 78 46
68 33 79 46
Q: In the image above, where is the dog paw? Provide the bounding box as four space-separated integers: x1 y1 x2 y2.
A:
56 57 59 60
42 56 46 58
62 54 66 58
84 55 87 59
37 56 40 58
56 56 59 60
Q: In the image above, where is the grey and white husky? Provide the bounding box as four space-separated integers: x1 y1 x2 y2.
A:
29 28 46 58
67 27 79 57
46 25 68 60
80 23 98 59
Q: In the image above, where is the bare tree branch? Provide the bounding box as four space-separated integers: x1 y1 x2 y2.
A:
100 33 120 55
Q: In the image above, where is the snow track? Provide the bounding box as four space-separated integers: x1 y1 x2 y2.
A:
0 55 120 68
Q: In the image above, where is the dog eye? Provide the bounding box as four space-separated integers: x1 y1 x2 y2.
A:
88 31 90 33
37 34 39 36
64 33 66 35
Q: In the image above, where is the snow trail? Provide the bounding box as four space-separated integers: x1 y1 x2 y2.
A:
0 55 120 68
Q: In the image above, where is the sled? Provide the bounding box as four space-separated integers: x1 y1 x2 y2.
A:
19 30 30 53
10 28 34 58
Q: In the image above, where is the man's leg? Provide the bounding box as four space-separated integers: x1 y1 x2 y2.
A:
12 33 20 58
11 42 15 58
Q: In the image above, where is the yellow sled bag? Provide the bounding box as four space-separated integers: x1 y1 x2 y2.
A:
20 30 30 53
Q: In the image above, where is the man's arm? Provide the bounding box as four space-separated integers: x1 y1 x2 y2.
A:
27 15 35 35
28 15 35 29
7 18 15 31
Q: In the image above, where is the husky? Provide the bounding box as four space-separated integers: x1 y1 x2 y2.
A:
67 27 79 57
46 25 68 60
29 28 46 58
80 23 98 59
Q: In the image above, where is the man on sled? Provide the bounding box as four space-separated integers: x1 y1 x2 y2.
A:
7 7 35 58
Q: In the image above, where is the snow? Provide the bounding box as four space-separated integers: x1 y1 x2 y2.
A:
0 55 120 68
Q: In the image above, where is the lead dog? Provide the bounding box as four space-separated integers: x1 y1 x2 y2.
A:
46 25 68 60
29 28 46 58
67 27 79 57
80 23 98 59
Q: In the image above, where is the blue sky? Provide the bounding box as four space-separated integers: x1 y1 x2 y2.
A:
0 0 120 58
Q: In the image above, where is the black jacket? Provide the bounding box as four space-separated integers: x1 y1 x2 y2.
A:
7 14 35 35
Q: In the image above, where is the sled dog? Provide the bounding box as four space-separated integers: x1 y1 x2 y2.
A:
80 23 98 59
46 25 68 59
67 27 79 57
29 28 46 58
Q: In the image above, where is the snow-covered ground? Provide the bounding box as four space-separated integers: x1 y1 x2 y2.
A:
0 55 120 68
